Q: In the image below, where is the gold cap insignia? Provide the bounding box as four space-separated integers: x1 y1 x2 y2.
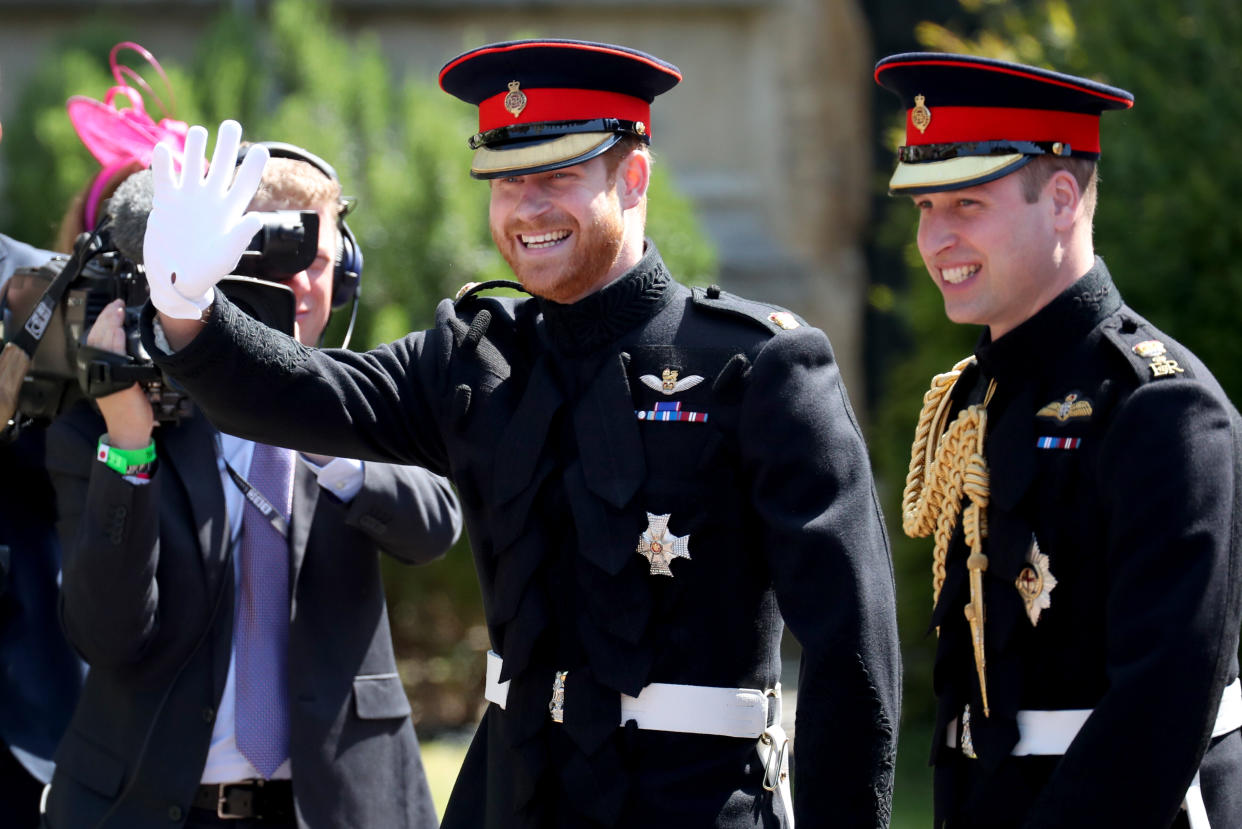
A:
1132 340 1166 358
1036 391 1094 423
1015 538 1057 626
768 311 800 330
912 94 932 134
634 121 647 137
504 80 527 118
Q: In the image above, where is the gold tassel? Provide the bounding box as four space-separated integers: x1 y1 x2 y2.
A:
903 360 996 716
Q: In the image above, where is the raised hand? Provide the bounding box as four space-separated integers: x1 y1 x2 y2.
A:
143 119 269 319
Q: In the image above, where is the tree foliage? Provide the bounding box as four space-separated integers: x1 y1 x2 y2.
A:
870 0 1242 724
1 0 717 732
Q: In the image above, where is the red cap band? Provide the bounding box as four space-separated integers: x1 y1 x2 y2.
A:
906 106 1102 153
478 87 651 133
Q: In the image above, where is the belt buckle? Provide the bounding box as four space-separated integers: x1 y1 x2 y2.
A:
549 670 568 723
216 781 256 820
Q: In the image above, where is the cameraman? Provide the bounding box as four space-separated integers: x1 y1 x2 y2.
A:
41 148 460 827
0 100 87 826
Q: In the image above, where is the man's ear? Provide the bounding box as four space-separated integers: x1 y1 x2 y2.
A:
1048 168 1082 231
616 148 651 210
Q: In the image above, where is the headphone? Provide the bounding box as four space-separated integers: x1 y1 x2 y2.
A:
236 141 363 309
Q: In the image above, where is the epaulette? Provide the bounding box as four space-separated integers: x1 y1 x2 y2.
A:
453 279 530 307
690 284 806 336
1100 313 1196 383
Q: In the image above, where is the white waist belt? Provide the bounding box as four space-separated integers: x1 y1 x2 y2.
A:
485 651 794 826
946 678 1242 829
485 650 775 739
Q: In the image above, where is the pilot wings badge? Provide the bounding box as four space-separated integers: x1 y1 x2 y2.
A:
640 368 704 396
1036 391 1094 423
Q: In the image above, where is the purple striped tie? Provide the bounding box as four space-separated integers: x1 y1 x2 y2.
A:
235 443 294 779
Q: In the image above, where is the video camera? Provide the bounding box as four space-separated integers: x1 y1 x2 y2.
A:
0 209 318 427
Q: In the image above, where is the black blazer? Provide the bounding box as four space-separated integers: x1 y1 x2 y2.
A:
42 402 462 828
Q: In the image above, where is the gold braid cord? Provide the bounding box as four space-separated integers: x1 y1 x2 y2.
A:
901 357 996 716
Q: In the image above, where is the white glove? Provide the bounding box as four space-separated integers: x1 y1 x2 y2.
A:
143 119 269 319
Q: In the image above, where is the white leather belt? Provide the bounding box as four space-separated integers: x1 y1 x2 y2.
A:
946 678 1242 829
484 650 795 826
486 650 774 737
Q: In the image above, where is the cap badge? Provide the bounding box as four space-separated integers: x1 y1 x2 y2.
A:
912 94 932 133
504 80 527 118
1036 391 1094 423
640 368 704 396
768 311 801 330
1015 537 1057 626
634 121 647 137
636 512 691 577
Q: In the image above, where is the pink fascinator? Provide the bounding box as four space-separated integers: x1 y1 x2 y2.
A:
66 41 189 229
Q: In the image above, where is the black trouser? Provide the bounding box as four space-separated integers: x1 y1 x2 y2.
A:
184 813 297 828
0 744 45 829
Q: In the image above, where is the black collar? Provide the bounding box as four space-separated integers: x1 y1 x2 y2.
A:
975 256 1121 380
538 241 674 357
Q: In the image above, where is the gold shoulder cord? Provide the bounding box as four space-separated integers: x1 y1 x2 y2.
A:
901 357 997 717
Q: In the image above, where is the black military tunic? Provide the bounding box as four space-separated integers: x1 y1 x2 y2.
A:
925 259 1242 828
144 243 901 828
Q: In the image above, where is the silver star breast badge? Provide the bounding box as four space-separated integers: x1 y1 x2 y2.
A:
636 512 691 576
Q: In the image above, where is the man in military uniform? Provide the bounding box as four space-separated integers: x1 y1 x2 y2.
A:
135 40 901 828
877 53 1242 828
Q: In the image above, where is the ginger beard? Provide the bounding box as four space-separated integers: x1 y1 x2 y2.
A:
490 177 628 305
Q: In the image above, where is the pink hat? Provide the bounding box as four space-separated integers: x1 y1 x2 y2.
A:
66 41 189 228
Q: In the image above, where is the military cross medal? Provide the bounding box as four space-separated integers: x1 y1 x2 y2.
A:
636 512 691 576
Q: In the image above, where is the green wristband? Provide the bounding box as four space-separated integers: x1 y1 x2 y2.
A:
96 436 157 477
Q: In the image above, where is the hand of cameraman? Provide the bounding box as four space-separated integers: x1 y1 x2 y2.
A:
144 119 268 322
89 299 155 450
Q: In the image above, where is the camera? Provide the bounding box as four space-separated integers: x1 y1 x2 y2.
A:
0 211 317 427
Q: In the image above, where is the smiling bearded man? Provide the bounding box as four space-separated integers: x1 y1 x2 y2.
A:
137 38 902 829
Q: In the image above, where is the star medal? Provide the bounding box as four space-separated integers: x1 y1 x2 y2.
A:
636 512 691 577
1015 537 1057 626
